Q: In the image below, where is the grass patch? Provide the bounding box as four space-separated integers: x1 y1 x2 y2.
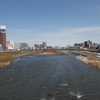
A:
0 51 34 67
0 54 14 63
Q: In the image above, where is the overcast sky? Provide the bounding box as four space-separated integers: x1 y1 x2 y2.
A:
0 0 100 47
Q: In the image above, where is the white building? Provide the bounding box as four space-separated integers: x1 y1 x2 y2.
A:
6 41 21 50
14 42 20 50
6 41 14 50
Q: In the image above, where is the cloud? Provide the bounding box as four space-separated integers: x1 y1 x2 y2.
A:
7 26 100 47
34 26 100 46
75 27 100 31
31 26 100 38
64 27 100 34
8 29 28 32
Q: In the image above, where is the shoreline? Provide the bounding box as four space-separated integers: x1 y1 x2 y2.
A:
0 50 100 69
0 51 58 67
0 49 59 67
77 55 100 69
0 52 34 67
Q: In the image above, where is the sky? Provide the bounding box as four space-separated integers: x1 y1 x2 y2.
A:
0 0 100 47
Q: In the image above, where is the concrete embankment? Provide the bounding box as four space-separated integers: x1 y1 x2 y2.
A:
77 55 100 69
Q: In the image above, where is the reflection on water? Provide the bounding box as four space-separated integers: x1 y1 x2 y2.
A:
0 54 100 100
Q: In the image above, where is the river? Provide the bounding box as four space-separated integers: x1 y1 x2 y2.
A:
0 54 100 100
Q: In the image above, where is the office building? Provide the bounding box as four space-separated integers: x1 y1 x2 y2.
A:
35 44 42 49
20 43 28 49
0 33 6 50
14 42 20 50
42 42 46 49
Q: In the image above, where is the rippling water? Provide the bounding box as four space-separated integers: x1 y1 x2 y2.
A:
0 54 100 100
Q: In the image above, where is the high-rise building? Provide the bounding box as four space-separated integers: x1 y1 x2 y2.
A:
14 42 20 50
20 43 28 49
0 33 6 50
0 44 3 51
84 41 88 48
42 42 46 49
84 40 93 48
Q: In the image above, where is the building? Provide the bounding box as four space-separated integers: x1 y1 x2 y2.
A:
83 40 93 49
42 42 46 49
74 43 83 47
20 43 28 49
84 41 88 48
0 33 6 50
0 44 3 51
54 46 60 49
96 43 100 49
47 46 53 49
74 40 98 49
74 43 84 49
14 42 20 50
6 41 14 50
35 44 42 49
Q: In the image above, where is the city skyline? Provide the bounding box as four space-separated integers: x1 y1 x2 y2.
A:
0 0 100 46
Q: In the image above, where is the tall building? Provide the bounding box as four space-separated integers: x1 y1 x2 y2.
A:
84 40 93 49
0 33 6 50
20 43 28 49
0 44 3 51
84 41 88 48
14 42 20 50
42 42 46 49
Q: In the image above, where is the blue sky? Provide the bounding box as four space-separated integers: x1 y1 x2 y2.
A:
0 0 100 47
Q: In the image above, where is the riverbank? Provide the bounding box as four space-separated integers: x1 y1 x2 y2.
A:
69 50 100 69
0 49 60 67
0 51 34 67
77 55 100 69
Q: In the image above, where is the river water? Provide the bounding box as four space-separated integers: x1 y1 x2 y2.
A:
0 54 100 100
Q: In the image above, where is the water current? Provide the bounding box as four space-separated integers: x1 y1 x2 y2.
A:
0 54 100 100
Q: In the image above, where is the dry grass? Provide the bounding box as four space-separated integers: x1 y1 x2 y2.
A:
0 51 34 67
71 51 97 57
0 55 14 62
0 54 14 67
0 51 34 57
0 61 12 67
77 55 100 69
